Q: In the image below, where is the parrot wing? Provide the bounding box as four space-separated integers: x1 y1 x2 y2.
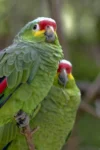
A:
0 121 18 149
1 122 30 150
0 41 40 107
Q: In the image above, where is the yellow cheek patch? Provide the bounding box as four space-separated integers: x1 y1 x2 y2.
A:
54 72 59 79
68 73 74 80
54 31 57 37
34 30 45 36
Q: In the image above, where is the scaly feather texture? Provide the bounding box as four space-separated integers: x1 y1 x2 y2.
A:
0 65 81 150
0 17 63 126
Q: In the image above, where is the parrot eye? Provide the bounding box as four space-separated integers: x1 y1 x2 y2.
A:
33 24 40 31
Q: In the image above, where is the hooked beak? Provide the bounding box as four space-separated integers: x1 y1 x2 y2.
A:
45 26 56 42
58 69 68 87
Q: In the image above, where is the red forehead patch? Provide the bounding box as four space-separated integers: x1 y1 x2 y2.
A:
39 20 57 30
57 63 72 74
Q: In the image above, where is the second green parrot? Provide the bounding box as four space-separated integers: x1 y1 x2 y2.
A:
1 59 81 150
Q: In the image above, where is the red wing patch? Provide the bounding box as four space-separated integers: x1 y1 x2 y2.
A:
0 78 7 94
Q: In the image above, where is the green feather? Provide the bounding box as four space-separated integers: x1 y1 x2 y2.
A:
0 73 80 150
15 71 23 86
7 70 18 88
22 69 30 82
0 66 3 77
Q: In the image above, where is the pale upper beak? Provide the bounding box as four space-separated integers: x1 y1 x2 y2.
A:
44 26 56 42
58 69 68 87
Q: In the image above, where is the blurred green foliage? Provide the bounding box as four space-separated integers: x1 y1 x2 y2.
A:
0 0 9 35
71 49 100 81
61 1 100 81
78 113 100 148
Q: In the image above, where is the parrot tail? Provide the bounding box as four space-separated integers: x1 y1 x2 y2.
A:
2 141 12 150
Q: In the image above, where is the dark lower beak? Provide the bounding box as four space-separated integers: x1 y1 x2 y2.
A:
45 26 56 42
58 69 68 87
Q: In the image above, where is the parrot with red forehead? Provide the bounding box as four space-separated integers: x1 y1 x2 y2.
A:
1 60 81 150
0 17 63 126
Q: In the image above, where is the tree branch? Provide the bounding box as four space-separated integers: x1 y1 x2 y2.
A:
77 74 100 119
79 101 100 119
22 125 35 150
82 73 100 103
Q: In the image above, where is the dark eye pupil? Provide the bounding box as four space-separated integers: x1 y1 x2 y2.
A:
33 24 37 30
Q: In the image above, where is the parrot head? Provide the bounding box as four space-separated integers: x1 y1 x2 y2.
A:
57 59 74 87
16 17 58 44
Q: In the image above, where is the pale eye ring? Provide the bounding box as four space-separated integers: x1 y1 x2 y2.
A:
33 24 40 31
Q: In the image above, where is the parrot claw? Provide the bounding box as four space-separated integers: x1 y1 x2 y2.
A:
20 126 40 136
14 109 30 128
14 110 39 150
31 126 40 135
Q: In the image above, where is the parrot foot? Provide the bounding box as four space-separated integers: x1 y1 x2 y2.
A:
14 110 36 150
31 126 40 135
14 109 30 128
20 126 40 136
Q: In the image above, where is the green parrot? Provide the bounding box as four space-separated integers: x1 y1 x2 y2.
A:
1 60 81 150
0 17 63 126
